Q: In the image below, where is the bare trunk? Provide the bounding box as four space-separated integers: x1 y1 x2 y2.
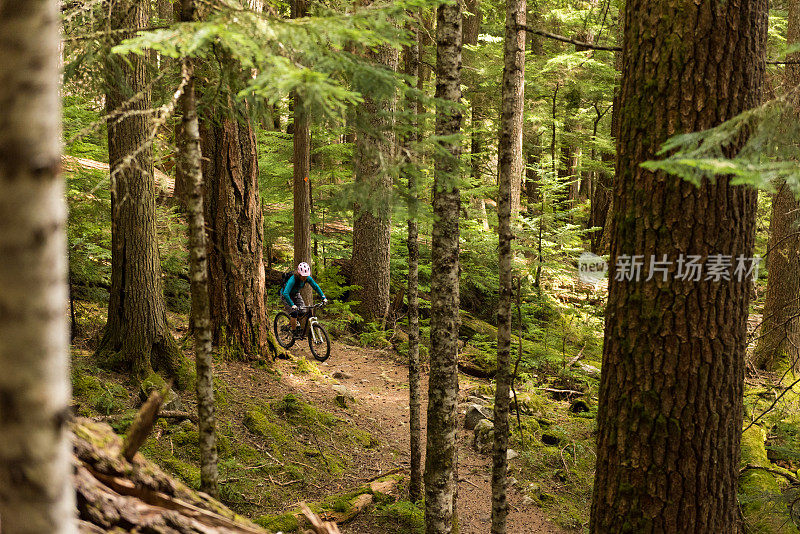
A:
351 41 398 322
403 22 424 504
492 0 525 531
424 2 462 532
292 0 313 304
0 1 75 532
178 0 219 497
98 0 185 384
752 2 800 371
200 96 268 359
589 0 767 529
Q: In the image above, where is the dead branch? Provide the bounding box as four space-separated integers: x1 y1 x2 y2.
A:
300 502 342 534
122 385 167 461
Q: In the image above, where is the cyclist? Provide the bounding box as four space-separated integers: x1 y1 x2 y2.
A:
281 262 328 338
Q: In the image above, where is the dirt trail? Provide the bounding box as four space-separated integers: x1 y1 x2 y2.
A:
280 340 565 534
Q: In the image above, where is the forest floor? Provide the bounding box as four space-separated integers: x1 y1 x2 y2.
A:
70 301 571 533
276 340 566 534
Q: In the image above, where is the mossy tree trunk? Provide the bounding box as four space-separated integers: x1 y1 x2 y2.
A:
178 0 218 498
351 24 398 323
0 2 75 532
98 0 186 384
589 0 767 530
424 1 462 532
492 0 525 530
200 95 268 359
753 2 800 372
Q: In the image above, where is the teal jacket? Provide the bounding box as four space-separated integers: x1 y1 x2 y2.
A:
281 274 325 306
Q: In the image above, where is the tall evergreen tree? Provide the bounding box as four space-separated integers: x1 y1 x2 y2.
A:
424 0 462 531
492 0 525 529
590 0 767 531
97 0 185 382
351 36 398 322
0 1 75 531
752 0 800 371
292 0 313 303
200 88 268 358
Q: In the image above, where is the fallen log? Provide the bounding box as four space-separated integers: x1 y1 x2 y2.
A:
73 419 268 533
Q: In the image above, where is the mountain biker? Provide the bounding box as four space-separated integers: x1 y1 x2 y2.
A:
281 262 327 337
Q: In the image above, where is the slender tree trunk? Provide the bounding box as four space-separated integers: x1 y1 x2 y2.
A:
753 2 800 371
0 2 75 532
98 0 185 384
492 0 525 531
403 22 424 504
178 0 218 498
292 0 313 303
424 1 462 532
351 42 398 323
200 96 268 358
589 0 767 530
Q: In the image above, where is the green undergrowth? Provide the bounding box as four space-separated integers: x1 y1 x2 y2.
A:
741 364 800 532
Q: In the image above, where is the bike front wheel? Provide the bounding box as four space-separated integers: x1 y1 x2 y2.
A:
308 323 331 362
274 312 295 349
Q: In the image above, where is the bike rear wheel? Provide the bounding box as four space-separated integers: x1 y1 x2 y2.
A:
308 323 330 362
274 312 295 349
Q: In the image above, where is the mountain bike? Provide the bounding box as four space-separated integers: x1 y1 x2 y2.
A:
273 302 331 362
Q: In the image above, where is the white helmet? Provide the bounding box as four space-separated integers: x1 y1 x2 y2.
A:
297 262 311 277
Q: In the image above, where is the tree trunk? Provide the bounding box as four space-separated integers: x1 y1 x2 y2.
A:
752 2 800 372
424 2 462 532
403 23 424 504
292 0 313 304
200 98 268 359
178 0 218 498
98 0 186 384
0 2 74 532
351 42 398 323
492 0 525 531
589 0 767 531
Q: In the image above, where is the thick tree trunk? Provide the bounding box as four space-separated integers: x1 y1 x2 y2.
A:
492 0 525 531
351 43 398 323
200 100 268 359
753 3 800 371
424 2 462 532
0 2 74 532
98 0 185 384
589 0 767 531
403 24 424 504
178 0 219 497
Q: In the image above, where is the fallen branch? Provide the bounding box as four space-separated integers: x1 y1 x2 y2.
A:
533 387 585 397
300 502 342 534
93 410 197 425
122 384 168 461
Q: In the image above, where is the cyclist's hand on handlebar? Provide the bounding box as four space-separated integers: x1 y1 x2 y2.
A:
323 298 328 305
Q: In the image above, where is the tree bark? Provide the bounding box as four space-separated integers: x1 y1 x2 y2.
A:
492 0 525 531
351 41 398 323
424 1 462 532
200 95 268 359
98 0 185 384
403 21 424 504
178 0 219 495
292 0 313 304
589 0 767 531
0 2 75 532
752 1 800 372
